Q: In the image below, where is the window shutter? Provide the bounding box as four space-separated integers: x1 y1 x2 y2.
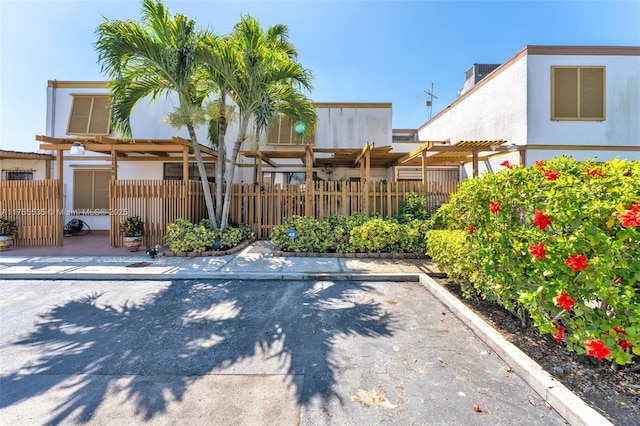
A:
553 68 578 119
88 97 112 134
67 95 111 135
68 97 93 134
74 170 94 209
580 67 605 120
266 115 315 145
266 117 280 144
280 117 293 144
93 171 111 209
74 170 111 210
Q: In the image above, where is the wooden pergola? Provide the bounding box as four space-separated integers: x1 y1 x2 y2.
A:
37 134 217 176
241 142 412 214
395 140 526 179
36 135 218 218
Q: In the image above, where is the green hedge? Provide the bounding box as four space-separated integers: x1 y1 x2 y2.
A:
270 214 429 254
432 156 640 365
164 218 254 253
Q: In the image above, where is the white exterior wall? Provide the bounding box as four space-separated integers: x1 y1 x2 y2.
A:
310 106 392 149
527 53 640 161
0 159 50 180
418 56 528 177
248 105 393 183
417 56 529 146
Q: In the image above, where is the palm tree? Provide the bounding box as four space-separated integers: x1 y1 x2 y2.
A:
95 0 218 228
201 15 318 231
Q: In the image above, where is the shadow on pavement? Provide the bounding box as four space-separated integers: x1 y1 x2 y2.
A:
0 279 395 424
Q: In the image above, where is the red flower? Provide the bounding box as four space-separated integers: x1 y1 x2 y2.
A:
585 339 611 360
529 243 546 259
490 201 500 213
585 168 604 178
532 209 551 231
534 160 546 171
619 339 632 350
544 170 560 181
468 225 475 234
565 254 588 272
555 292 576 311
618 204 640 227
500 160 513 169
606 328 632 350
552 323 565 342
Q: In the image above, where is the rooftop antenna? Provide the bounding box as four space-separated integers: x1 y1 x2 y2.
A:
424 82 438 120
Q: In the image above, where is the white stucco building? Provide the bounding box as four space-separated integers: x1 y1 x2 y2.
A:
416 45 640 177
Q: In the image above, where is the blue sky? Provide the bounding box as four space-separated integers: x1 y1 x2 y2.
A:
1 0 639 153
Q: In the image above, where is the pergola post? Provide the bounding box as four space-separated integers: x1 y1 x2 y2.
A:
182 147 190 181
421 150 429 198
472 150 479 177
305 146 313 217
364 147 371 216
111 149 118 180
55 149 64 246
519 146 526 167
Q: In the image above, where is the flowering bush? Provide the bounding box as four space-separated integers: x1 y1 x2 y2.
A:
436 156 639 365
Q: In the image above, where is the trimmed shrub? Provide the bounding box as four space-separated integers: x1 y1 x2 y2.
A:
269 216 332 253
165 218 254 253
426 230 476 296
349 218 402 253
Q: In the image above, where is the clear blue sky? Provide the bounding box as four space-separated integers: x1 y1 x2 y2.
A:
1 0 639 153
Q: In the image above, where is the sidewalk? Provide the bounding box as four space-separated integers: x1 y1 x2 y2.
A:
0 241 611 426
0 240 440 280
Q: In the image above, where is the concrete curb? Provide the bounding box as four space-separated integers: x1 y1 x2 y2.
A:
418 274 613 426
0 272 420 282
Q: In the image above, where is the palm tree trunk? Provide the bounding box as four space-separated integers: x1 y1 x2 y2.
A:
186 123 218 229
215 96 227 226
220 117 248 231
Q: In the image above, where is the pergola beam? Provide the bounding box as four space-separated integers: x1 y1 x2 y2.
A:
353 141 374 168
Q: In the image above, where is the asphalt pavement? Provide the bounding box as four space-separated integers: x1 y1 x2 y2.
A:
0 241 612 425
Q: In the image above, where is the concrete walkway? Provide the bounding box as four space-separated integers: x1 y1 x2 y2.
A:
0 241 611 426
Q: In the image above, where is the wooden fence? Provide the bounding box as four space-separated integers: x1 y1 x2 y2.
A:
108 179 459 245
0 179 456 248
226 180 458 238
109 180 207 247
0 180 63 247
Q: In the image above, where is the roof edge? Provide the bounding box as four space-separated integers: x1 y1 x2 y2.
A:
48 80 108 88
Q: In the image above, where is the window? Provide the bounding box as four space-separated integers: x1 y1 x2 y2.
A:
67 94 112 135
74 170 110 210
266 116 315 145
5 170 33 180
262 172 306 185
551 67 605 121
163 162 216 182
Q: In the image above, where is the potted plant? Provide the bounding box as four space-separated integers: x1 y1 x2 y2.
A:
0 215 18 251
120 215 144 252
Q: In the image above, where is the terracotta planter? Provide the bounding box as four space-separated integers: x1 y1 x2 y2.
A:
123 235 143 252
0 235 13 251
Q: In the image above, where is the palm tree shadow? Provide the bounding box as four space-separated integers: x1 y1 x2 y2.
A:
0 279 395 424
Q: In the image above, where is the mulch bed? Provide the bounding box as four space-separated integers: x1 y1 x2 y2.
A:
433 276 640 426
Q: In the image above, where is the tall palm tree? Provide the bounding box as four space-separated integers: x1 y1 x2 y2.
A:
201 15 318 231
95 0 218 228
